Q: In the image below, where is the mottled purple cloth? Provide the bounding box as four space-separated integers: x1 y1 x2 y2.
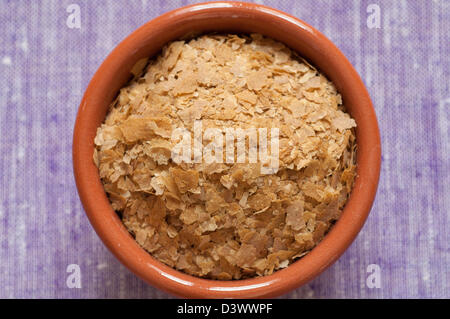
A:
0 0 448 299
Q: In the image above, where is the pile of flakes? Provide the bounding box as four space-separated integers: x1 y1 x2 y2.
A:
94 34 357 280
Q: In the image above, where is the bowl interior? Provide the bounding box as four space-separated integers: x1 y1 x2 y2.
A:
73 2 381 298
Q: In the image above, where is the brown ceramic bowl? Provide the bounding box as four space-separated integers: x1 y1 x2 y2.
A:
73 1 381 298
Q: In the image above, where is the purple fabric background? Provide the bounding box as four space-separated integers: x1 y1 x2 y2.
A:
0 0 448 299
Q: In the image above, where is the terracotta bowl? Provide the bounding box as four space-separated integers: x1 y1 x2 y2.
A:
73 1 381 298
